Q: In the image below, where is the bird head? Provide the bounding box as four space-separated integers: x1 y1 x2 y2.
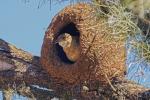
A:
55 33 72 48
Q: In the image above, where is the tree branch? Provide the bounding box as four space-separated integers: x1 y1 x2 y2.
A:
0 39 50 87
0 39 58 99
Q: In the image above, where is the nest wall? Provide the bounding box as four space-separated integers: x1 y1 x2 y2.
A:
41 3 126 85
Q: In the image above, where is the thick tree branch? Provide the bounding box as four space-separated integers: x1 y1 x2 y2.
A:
0 39 51 87
0 39 57 99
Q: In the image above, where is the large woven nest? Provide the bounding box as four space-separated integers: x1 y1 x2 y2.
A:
41 3 126 85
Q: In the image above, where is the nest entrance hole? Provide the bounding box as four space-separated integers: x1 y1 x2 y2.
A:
55 22 80 64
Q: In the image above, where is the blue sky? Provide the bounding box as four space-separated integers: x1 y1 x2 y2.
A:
0 0 71 99
0 0 70 56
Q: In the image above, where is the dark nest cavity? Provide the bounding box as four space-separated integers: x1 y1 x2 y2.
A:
55 22 80 64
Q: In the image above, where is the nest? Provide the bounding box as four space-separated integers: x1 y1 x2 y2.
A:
40 3 126 86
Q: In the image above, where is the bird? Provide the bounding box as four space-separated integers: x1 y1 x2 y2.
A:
120 0 150 18
55 33 80 62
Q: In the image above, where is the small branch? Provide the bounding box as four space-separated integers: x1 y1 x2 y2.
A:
104 74 116 92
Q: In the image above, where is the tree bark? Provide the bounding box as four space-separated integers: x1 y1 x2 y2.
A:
0 39 57 99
